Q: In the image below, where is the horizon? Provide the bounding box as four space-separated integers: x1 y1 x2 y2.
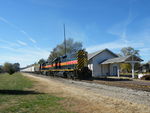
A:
0 0 150 67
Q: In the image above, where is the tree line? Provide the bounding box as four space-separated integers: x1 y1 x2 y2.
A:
0 62 20 75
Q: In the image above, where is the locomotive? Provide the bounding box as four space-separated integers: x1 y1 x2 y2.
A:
21 49 92 80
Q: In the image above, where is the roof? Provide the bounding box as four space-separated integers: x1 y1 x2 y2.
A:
101 55 143 64
88 48 118 60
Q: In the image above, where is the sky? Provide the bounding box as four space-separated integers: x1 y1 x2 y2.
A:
0 0 150 67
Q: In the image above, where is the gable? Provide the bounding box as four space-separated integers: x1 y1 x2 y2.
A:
88 48 118 60
93 50 118 63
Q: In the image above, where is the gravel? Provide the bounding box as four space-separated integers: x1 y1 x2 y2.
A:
68 80 150 106
31 73 150 106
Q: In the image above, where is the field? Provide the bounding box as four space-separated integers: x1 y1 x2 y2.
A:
0 73 73 113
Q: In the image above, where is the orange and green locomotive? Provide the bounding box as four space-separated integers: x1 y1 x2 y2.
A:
40 50 92 80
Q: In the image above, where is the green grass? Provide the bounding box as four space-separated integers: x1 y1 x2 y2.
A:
0 73 73 113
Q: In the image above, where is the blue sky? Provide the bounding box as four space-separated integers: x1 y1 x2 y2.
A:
0 0 150 67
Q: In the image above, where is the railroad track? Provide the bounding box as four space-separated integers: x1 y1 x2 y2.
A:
25 72 150 92
85 79 150 92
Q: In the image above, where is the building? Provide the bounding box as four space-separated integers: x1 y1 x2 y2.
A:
140 62 150 73
88 48 143 78
88 49 118 77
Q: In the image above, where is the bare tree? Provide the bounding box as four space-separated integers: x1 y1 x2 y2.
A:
48 38 83 62
120 47 139 56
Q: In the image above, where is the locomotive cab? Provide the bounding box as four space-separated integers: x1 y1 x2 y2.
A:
76 50 92 80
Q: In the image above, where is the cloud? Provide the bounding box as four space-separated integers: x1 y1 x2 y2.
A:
0 16 19 29
86 39 144 53
20 30 37 43
0 44 50 67
0 46 17 52
0 53 47 67
0 39 20 47
0 16 37 44
29 38 36 43
108 1 137 42
20 30 30 38
139 47 150 62
17 40 27 46
94 14 150 62
0 39 50 67
0 17 10 24
139 48 150 56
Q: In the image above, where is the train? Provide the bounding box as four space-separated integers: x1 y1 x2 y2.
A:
21 50 92 80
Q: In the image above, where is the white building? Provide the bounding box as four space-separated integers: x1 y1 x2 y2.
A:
88 48 143 78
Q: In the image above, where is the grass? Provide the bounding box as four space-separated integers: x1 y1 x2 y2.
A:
0 73 73 113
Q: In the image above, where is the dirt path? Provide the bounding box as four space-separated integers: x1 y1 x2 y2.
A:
23 73 150 113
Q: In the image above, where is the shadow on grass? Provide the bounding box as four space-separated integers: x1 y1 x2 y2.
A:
94 77 132 81
0 90 44 95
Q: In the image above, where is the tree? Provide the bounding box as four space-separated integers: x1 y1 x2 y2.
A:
120 47 140 73
48 38 83 62
0 65 3 73
3 62 15 74
38 59 46 64
13 63 20 72
120 47 139 56
2 62 20 74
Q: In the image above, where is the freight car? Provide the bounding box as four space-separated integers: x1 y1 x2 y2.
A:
21 50 92 80
21 65 35 73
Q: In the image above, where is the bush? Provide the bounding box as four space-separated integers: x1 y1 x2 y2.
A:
3 62 20 75
3 63 15 74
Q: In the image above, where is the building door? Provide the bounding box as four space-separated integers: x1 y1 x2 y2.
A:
88 64 93 71
113 66 117 76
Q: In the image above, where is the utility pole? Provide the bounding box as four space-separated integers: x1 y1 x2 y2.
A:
131 51 135 78
64 24 67 56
